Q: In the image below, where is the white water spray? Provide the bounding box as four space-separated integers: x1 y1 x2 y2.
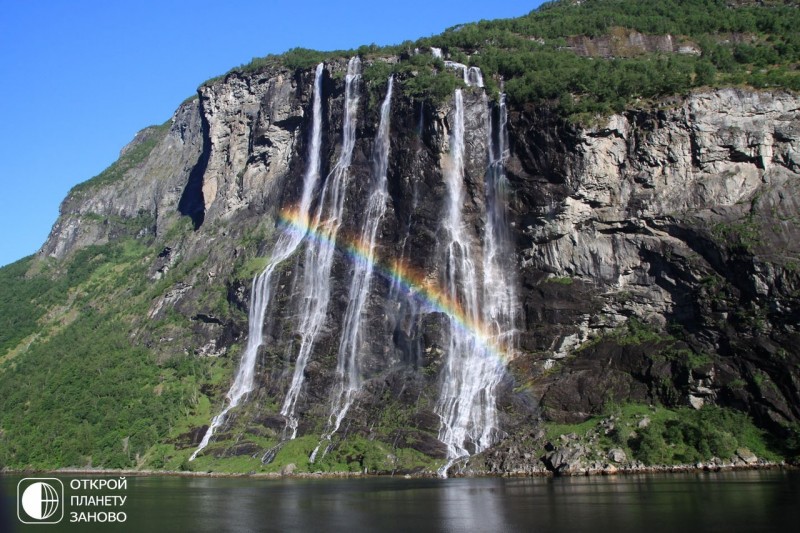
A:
435 81 517 476
436 88 492 473
482 93 518 354
444 61 484 88
311 76 394 462
280 56 362 440
190 63 326 461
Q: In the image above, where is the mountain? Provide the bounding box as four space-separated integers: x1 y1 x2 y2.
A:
1 0 799 475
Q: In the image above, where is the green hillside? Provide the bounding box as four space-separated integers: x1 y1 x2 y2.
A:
1 0 798 473
234 0 800 118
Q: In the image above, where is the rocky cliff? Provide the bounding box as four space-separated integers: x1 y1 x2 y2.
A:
26 53 800 474
513 89 800 424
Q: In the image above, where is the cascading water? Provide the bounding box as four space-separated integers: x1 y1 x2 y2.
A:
279 56 362 441
443 61 484 88
189 63 326 461
482 93 518 355
310 76 394 462
435 87 490 473
191 58 516 472
435 74 517 477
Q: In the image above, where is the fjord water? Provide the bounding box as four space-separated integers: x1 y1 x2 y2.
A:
2 471 798 532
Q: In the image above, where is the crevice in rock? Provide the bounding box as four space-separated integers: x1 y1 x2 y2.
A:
192 313 224 325
178 93 210 230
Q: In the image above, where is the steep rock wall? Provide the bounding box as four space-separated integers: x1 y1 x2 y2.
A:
36 61 800 465
40 98 204 258
508 88 800 429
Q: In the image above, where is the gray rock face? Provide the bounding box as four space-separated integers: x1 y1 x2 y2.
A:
609 448 627 463
735 447 759 465
522 89 798 298
36 57 800 469
545 444 587 474
566 32 701 58
513 88 800 431
198 70 308 221
40 98 204 258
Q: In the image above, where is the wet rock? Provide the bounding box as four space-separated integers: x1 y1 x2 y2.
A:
172 425 209 449
224 442 260 457
387 429 448 459
410 410 441 432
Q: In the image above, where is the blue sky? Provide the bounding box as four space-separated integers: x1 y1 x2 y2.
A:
0 0 543 267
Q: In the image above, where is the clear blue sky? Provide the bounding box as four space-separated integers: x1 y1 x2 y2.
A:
0 0 543 267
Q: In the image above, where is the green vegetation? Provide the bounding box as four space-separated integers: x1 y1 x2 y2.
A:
0 256 59 355
545 276 574 285
425 0 800 114
612 318 672 345
0 312 204 468
0 232 152 359
712 213 761 253
545 402 784 465
581 319 711 372
577 318 673 353
630 405 780 464
222 0 800 118
0 236 217 470
180 432 438 475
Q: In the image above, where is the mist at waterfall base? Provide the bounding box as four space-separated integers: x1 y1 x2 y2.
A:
2 471 798 532
191 56 518 473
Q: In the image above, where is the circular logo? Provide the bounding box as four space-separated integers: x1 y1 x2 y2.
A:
21 481 60 520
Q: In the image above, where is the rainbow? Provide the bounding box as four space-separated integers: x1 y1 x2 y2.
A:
276 206 512 364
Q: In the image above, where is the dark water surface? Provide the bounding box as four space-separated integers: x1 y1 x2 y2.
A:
2 470 798 532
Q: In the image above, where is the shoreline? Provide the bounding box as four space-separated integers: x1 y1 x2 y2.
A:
1 461 793 480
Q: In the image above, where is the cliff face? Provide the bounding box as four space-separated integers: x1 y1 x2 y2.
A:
509 90 800 427
41 99 204 258
36 61 800 472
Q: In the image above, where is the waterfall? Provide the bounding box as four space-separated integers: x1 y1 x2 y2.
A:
443 61 484 88
482 93 518 358
280 56 362 440
311 76 394 462
190 63 326 461
436 87 490 472
190 58 517 472
435 81 517 476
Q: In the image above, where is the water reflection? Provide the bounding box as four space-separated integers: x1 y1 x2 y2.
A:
1 471 798 532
